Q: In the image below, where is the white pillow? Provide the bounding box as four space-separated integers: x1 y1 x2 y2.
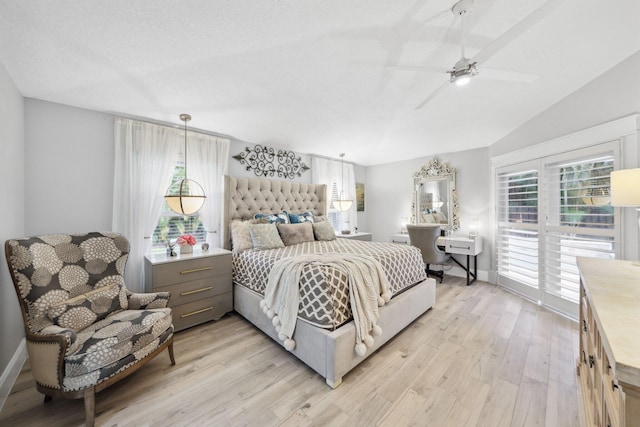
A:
248 223 285 250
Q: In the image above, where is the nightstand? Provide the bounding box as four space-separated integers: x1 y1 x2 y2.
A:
336 232 373 242
145 247 233 331
390 233 410 244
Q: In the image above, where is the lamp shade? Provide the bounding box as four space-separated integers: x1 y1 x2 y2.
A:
610 169 640 207
334 193 353 212
165 178 206 215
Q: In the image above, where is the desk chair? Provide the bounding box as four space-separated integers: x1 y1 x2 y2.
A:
407 224 450 283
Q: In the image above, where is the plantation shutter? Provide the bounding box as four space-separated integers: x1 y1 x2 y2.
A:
495 141 620 319
496 162 540 302
541 153 616 315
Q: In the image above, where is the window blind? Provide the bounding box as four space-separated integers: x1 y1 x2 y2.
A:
496 168 540 300
495 145 619 319
541 155 615 312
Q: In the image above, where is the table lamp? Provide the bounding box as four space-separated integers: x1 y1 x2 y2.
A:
611 168 640 226
611 168 640 265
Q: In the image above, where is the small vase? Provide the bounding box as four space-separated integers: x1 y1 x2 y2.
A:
180 244 193 255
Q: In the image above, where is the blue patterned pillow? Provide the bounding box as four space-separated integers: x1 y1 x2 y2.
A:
254 212 289 224
288 211 315 224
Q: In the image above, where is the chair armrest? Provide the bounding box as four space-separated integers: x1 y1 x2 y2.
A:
127 291 171 309
25 328 73 390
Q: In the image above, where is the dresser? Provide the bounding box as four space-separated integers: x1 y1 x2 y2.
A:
145 248 233 332
576 258 640 427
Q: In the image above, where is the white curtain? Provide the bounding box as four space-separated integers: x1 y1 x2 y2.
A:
312 156 357 232
112 119 181 292
188 132 230 248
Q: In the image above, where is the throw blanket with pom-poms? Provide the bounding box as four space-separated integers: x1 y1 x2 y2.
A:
261 253 391 356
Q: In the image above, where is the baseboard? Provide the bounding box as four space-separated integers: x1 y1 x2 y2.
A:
0 338 26 412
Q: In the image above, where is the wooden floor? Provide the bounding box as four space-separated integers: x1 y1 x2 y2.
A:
1 278 585 426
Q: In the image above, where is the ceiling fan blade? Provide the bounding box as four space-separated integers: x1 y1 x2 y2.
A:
479 68 538 83
388 64 446 74
419 7 451 26
472 0 565 65
415 80 450 110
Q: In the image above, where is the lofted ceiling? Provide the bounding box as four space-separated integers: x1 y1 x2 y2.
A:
0 0 638 166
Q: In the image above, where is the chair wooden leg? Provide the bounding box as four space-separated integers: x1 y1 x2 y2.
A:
84 386 96 427
168 341 176 366
44 394 53 403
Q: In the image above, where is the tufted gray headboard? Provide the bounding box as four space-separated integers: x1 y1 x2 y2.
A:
222 175 327 250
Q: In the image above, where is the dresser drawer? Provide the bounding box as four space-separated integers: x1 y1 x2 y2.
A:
159 274 232 307
171 293 233 331
150 254 231 288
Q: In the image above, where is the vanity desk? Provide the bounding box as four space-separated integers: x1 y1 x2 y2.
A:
576 257 640 427
438 235 482 285
391 233 482 285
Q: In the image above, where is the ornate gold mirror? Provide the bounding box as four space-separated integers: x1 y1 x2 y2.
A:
411 158 460 231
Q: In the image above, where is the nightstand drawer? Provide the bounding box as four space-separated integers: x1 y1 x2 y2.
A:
171 293 232 331
161 274 233 307
150 255 231 288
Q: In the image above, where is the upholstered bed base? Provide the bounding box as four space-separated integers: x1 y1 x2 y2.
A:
234 278 436 387
223 175 436 387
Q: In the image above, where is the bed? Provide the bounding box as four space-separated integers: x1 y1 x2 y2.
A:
222 175 436 387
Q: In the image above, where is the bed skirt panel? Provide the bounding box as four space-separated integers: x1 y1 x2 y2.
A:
233 277 436 387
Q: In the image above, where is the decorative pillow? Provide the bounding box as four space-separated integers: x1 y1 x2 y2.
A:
249 223 285 250
277 222 315 246
230 218 269 252
312 221 337 241
288 211 315 224
47 284 128 332
254 212 289 224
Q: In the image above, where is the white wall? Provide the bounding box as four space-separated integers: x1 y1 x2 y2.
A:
0 62 25 406
24 100 115 235
228 138 368 229
24 103 354 236
490 50 640 158
367 147 491 277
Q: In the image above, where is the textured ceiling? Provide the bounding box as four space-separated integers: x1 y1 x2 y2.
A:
1 0 639 165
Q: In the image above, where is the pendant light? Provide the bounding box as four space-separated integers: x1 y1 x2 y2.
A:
164 114 206 215
333 153 353 212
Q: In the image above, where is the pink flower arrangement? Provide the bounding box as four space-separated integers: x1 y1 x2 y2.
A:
177 234 196 246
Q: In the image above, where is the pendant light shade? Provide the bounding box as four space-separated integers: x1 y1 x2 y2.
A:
334 153 353 212
165 114 206 215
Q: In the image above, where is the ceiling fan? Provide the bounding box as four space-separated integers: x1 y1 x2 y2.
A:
413 0 563 110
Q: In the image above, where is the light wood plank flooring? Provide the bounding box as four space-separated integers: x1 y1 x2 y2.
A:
1 278 584 426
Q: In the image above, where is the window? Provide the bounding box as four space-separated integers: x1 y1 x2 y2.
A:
496 144 619 318
151 158 206 253
541 155 615 314
327 180 345 231
496 167 540 293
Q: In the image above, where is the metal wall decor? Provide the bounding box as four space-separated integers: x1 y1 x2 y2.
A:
232 144 310 179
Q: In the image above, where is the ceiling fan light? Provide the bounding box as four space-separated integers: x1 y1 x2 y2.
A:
454 75 471 86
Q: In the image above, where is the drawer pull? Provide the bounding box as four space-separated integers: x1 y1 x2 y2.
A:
612 381 619 391
450 245 471 250
180 286 213 296
583 319 587 332
589 355 594 368
180 307 214 318
180 266 213 275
